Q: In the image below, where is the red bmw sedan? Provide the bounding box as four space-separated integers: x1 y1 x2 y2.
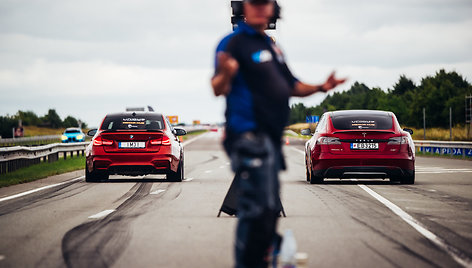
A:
303 110 415 184
85 112 186 182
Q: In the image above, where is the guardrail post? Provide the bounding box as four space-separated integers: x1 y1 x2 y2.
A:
63 151 67 160
0 162 6 174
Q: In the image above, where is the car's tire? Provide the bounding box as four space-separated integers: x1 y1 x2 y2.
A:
168 158 183 182
309 168 324 184
401 171 415 185
305 158 310 182
85 164 109 182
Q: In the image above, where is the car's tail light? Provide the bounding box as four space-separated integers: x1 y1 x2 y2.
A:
388 136 409 145
150 135 171 146
93 136 113 146
317 137 341 145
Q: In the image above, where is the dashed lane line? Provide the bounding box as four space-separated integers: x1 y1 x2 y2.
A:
88 210 116 219
0 255 5 261
150 189 166 195
289 146 472 267
0 176 84 203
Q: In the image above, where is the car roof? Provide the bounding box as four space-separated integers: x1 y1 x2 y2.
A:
329 110 392 117
104 112 163 118
65 127 82 131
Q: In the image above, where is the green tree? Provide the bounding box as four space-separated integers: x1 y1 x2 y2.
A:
0 115 17 138
17 110 41 126
41 109 63 128
63 116 79 128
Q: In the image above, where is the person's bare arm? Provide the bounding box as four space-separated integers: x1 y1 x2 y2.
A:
211 52 239 96
292 71 347 97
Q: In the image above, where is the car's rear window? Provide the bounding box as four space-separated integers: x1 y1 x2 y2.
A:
65 129 81 134
101 114 165 130
331 114 393 130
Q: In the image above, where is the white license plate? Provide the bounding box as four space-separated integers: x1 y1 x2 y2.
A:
351 143 379 150
119 142 146 148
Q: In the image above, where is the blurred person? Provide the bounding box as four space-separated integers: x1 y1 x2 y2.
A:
211 0 346 267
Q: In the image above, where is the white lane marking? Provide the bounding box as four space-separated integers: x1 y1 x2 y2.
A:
292 146 472 267
182 132 210 148
0 176 84 203
205 170 213 174
219 165 226 169
0 255 5 261
290 146 305 155
358 184 472 268
88 209 115 219
184 178 194 182
150 189 166 195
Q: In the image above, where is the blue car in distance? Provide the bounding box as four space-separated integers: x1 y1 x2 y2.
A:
61 128 85 143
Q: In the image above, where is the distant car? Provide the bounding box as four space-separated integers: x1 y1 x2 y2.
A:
303 110 415 184
61 128 85 143
85 112 186 182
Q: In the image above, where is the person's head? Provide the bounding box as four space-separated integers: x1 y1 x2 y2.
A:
243 0 274 30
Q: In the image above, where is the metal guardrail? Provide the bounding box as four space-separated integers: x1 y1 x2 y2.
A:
0 135 62 147
0 142 88 175
413 140 472 158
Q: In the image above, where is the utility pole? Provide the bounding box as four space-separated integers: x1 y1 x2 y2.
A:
423 108 426 140
449 107 452 141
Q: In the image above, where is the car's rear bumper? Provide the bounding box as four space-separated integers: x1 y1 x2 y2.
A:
90 153 177 176
312 153 414 179
314 166 414 179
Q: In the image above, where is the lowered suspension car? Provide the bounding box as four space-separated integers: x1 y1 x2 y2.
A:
85 112 186 182
303 110 415 184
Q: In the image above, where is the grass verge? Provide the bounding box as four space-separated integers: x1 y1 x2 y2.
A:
181 130 209 141
0 156 85 188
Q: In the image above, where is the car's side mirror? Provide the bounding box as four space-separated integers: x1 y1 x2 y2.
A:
301 128 312 136
403 128 414 135
87 129 97 137
174 128 187 136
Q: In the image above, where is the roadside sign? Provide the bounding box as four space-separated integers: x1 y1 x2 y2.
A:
167 116 179 125
306 115 319 124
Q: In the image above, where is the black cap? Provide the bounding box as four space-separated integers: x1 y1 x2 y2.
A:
244 0 274 4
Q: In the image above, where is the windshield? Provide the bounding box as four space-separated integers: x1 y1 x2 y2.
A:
101 114 165 130
65 129 81 134
331 114 393 130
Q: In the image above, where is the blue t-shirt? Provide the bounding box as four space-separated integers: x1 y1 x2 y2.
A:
215 22 298 145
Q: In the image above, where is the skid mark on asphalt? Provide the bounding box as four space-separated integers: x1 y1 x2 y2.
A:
359 184 472 267
0 176 84 203
354 217 441 268
62 183 153 268
0 178 88 217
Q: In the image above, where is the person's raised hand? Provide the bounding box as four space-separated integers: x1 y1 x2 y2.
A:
217 52 239 78
321 71 347 92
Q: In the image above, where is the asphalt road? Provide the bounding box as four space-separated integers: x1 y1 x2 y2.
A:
0 131 471 268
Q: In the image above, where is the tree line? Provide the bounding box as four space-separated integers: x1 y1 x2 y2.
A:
289 69 472 128
0 109 87 138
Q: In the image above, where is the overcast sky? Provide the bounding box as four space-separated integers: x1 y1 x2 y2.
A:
1 0 471 127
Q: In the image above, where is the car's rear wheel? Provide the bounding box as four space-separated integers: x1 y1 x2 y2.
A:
167 158 183 182
85 164 109 182
305 157 310 182
309 168 323 184
400 171 415 184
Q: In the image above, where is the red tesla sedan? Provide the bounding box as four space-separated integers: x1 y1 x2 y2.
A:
303 110 415 184
85 112 186 182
